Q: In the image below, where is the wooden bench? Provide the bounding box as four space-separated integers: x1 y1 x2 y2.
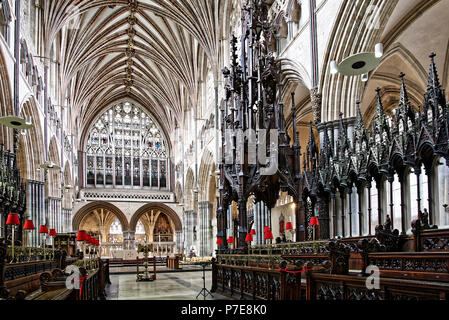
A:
24 259 109 301
414 228 449 252
211 263 282 300
2 260 60 300
364 251 449 282
306 272 449 300
24 269 75 300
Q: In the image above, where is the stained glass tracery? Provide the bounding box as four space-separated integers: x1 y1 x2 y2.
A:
86 102 168 189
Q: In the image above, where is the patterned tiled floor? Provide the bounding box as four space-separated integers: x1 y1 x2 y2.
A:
106 271 231 300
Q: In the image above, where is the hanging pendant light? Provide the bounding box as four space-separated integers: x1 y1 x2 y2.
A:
40 161 61 171
0 115 33 130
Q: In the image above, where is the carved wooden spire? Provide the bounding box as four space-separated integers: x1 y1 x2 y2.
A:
320 123 333 170
337 112 350 162
307 121 318 172
424 52 447 123
398 73 411 112
427 52 442 92
375 87 386 119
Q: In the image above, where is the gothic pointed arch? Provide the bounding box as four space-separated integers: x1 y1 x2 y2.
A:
320 1 399 121
47 136 61 198
0 43 14 148
63 161 73 209
185 168 195 210
198 148 215 202
16 96 45 181
130 203 182 232
72 201 129 231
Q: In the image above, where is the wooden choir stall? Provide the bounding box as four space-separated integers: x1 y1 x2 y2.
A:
212 0 449 301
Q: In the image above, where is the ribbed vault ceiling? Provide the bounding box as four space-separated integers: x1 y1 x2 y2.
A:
43 0 226 138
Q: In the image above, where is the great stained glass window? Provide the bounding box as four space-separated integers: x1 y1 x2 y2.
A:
86 102 169 189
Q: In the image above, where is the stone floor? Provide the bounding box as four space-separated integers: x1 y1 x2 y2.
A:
106 271 231 300
110 264 212 274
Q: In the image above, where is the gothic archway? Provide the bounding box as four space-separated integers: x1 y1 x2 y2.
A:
72 201 129 231
130 203 182 232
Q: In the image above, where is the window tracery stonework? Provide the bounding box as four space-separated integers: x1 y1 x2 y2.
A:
85 102 169 190
82 189 174 203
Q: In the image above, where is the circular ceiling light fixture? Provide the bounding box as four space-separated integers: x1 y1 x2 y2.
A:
0 115 33 130
330 43 384 81
40 161 61 171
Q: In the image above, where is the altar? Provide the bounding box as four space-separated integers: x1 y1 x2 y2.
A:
110 250 138 260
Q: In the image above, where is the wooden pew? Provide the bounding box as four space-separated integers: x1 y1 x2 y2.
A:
211 263 282 300
23 259 109 300
306 272 449 300
3 260 58 299
365 251 449 282
413 226 449 252
25 270 75 300
303 229 449 300
211 240 348 300
411 210 449 252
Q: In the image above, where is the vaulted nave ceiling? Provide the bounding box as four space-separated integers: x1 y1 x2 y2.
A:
43 0 226 137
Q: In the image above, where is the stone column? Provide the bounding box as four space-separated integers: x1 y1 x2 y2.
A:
198 201 210 257
123 231 136 250
175 230 183 254
208 202 214 256
286 18 294 42
226 207 233 245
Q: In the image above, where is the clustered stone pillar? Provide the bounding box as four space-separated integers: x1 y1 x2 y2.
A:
27 180 45 247
198 201 212 257
46 197 62 235
252 202 271 245
183 211 197 255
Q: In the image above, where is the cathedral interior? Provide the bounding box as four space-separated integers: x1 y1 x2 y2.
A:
1 0 449 304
